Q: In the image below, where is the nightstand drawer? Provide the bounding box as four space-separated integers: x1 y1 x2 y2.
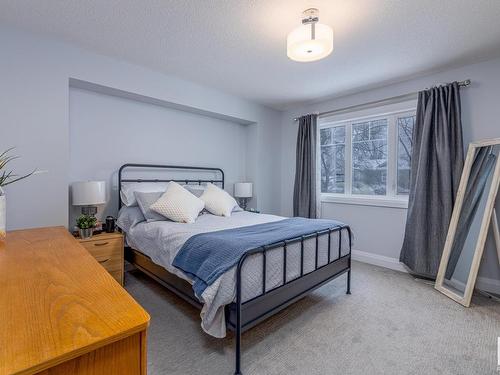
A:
80 238 122 271
78 232 124 285
109 270 123 283
81 237 121 257
94 253 122 273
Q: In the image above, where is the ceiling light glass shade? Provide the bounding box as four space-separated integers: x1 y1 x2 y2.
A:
287 23 333 62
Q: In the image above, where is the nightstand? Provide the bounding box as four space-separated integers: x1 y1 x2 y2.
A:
78 231 124 285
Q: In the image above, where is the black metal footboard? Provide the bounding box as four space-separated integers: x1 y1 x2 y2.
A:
229 225 352 375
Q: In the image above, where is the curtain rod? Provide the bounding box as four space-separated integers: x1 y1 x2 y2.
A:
293 79 471 121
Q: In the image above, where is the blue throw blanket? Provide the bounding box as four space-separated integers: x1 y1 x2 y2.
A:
172 217 346 298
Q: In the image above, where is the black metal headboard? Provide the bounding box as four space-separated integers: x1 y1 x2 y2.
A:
118 163 224 208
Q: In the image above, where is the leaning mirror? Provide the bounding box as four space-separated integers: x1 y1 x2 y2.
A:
435 138 500 307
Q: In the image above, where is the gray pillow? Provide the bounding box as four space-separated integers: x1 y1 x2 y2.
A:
117 206 146 231
134 191 168 222
183 184 206 198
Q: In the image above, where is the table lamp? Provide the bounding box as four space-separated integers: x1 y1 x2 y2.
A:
72 181 106 216
234 182 253 210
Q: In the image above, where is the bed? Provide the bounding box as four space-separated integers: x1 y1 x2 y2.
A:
118 163 352 375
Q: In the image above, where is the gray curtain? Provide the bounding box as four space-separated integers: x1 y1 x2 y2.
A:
399 82 464 278
445 147 496 279
293 114 318 218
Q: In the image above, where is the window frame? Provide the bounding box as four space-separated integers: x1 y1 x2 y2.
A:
318 106 416 209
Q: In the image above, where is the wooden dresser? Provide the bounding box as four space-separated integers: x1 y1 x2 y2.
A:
0 227 150 375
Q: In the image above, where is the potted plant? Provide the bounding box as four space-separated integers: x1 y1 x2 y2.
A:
0 148 35 241
76 214 97 239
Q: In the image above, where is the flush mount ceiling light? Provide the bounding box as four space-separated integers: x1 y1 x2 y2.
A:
287 8 333 62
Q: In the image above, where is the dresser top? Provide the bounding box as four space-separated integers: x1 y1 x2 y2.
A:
0 226 150 375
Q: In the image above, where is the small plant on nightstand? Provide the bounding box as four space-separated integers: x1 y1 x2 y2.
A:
76 214 97 240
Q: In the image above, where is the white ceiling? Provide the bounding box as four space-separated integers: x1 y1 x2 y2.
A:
1 0 500 109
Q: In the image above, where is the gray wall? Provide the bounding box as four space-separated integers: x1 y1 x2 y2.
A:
69 87 250 227
280 57 500 288
1 25 282 231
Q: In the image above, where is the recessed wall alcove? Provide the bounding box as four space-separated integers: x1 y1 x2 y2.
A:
68 79 257 228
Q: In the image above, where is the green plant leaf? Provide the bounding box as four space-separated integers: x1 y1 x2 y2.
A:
1 170 36 186
0 148 35 187
76 214 97 229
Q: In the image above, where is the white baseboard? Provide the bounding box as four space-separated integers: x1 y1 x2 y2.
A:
351 249 407 273
477 276 500 295
447 276 500 295
351 249 500 295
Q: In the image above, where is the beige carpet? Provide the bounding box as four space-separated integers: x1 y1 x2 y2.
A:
124 261 500 375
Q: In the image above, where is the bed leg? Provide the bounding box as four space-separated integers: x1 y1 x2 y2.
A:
235 320 242 375
235 263 243 375
346 269 351 294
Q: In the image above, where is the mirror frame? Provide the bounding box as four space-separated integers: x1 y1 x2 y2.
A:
435 138 500 307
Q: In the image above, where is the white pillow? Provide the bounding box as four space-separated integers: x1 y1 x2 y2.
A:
200 183 238 217
150 182 204 223
120 182 169 206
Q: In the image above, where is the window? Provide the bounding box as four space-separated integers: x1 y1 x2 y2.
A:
320 126 345 193
351 119 388 195
396 115 415 194
319 105 416 207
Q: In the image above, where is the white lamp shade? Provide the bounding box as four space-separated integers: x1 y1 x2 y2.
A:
72 181 106 206
234 182 253 198
287 23 333 62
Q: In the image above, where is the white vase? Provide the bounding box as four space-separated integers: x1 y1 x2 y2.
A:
0 188 5 241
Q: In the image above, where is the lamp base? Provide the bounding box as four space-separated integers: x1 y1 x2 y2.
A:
238 198 248 211
81 206 97 216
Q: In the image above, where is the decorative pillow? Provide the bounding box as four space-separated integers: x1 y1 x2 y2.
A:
134 191 167 222
183 184 242 213
120 182 169 207
150 182 204 223
200 183 238 217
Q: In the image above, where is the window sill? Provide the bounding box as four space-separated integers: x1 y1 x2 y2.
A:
321 194 408 209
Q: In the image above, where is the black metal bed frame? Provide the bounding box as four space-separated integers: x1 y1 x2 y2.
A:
118 164 352 375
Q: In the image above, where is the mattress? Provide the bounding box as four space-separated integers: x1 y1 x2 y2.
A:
118 209 350 338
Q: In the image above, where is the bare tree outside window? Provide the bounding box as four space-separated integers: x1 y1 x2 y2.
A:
397 115 415 194
352 119 388 195
320 126 345 193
